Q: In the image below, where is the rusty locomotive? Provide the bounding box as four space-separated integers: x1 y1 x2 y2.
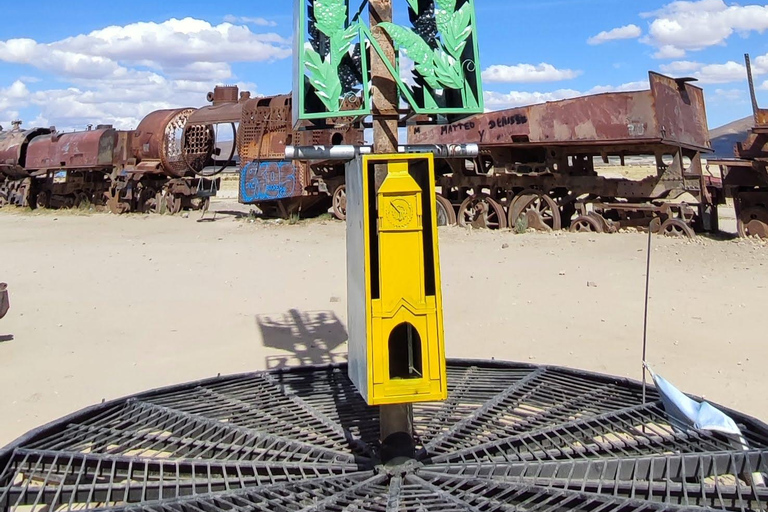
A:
0 107 219 214
232 71 726 236
408 72 722 236
709 55 768 239
0 84 363 216
189 85 364 218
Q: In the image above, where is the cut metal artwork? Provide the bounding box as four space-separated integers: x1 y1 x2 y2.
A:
2 360 768 511
293 0 483 124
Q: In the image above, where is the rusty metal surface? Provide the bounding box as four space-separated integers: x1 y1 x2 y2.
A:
0 128 51 178
409 72 711 152
25 128 117 171
133 109 213 178
238 94 363 165
208 85 239 105
238 95 295 162
716 56 768 211
189 86 249 125
649 72 710 151
187 103 244 125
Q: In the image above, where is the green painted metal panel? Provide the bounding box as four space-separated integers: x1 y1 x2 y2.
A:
293 0 484 126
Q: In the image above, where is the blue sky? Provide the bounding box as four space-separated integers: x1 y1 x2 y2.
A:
1 0 767 132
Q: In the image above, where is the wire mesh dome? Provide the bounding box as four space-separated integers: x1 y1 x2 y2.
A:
1 360 767 511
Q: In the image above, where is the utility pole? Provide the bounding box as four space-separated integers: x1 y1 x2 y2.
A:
369 0 415 459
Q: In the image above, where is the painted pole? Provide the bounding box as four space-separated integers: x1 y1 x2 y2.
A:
369 0 415 459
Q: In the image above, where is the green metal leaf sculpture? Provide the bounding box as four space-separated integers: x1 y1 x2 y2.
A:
295 0 483 120
441 3 472 58
304 0 357 112
379 0 473 94
314 0 347 36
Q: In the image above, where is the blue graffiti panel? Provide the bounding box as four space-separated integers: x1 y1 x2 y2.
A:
239 161 299 204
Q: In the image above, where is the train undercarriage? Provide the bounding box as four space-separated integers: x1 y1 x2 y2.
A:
0 172 219 215
430 144 721 238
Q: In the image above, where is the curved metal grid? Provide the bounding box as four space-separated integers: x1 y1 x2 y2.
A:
1 360 767 511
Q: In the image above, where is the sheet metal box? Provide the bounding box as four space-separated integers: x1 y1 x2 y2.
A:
346 153 447 406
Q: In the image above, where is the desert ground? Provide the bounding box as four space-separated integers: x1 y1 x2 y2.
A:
0 197 766 446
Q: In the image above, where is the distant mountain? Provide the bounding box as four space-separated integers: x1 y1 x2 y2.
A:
709 116 754 158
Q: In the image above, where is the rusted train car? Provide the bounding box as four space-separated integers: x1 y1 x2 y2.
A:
188 86 364 218
709 55 768 239
409 72 721 236
0 108 219 214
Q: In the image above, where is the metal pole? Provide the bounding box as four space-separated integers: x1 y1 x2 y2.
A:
745 54 760 124
641 222 653 405
369 0 415 460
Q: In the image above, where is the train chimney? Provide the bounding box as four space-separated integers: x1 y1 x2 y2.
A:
11 120 22 131
208 85 239 106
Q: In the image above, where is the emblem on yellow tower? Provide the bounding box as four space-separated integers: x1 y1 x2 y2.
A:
386 198 414 228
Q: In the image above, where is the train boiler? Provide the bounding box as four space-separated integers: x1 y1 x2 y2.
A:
106 108 217 214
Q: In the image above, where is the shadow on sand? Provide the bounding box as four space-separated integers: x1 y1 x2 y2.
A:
256 309 380 452
256 309 348 370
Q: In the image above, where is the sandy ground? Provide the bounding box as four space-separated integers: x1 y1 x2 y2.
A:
0 201 766 446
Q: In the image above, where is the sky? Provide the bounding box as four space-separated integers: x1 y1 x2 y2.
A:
1 0 768 133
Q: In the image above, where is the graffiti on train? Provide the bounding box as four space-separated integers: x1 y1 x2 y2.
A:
240 161 299 204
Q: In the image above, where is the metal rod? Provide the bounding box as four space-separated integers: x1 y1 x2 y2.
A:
285 144 479 161
745 54 760 123
641 221 653 405
369 0 415 459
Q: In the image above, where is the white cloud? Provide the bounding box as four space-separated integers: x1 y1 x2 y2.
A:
0 17 286 130
587 81 650 94
223 15 278 27
481 63 581 83
659 60 702 74
484 81 650 111
712 88 745 101
484 89 582 109
0 81 31 128
653 45 687 59
694 61 749 83
660 58 758 83
641 0 768 58
587 24 642 45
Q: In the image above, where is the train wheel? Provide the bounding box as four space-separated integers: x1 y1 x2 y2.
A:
160 193 182 215
458 193 507 230
660 218 695 238
435 194 457 226
106 189 131 214
332 184 347 221
74 192 91 209
508 192 561 232
570 215 603 233
136 189 158 214
35 190 50 210
737 206 768 239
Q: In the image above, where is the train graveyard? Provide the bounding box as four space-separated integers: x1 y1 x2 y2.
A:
0 199 766 447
